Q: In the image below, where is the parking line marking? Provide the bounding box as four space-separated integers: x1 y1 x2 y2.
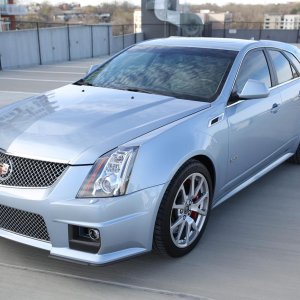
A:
0 262 214 300
8 70 85 75
47 65 90 69
0 91 39 95
0 77 72 83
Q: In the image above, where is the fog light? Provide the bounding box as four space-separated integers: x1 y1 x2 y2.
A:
69 225 101 254
88 228 100 241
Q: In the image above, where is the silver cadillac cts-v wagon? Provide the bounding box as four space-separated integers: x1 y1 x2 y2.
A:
0 38 300 265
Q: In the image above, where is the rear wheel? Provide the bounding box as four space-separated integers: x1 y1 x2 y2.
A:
290 144 300 164
153 160 212 257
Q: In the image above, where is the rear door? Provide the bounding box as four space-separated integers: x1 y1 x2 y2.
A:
266 49 300 144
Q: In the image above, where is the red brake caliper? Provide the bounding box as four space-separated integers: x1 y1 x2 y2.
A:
190 193 200 221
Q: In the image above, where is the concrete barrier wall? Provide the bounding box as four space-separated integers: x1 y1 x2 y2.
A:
1 23 298 70
260 30 299 43
211 29 300 43
124 34 135 48
39 27 69 64
111 33 144 54
0 25 143 70
92 25 110 57
224 29 261 40
69 26 92 60
0 29 40 68
111 35 123 54
136 32 144 43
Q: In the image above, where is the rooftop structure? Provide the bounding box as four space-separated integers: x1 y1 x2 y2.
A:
0 0 27 31
198 10 233 29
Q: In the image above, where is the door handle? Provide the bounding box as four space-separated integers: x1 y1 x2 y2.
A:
270 103 280 113
208 113 224 127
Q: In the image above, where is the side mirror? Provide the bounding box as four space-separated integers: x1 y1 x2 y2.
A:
86 64 100 76
237 79 269 100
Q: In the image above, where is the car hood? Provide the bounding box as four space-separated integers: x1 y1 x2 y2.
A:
0 85 210 164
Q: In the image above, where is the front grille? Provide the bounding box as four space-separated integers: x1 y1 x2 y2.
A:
0 204 50 242
0 152 68 188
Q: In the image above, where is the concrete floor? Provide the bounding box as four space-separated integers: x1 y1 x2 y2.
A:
0 59 300 300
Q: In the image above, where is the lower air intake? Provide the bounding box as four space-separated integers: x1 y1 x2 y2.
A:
0 204 50 242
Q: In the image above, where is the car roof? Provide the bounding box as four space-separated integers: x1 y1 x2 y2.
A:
140 37 298 53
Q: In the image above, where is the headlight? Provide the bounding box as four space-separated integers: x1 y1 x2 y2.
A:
77 146 138 198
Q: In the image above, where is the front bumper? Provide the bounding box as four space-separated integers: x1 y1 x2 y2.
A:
0 165 166 265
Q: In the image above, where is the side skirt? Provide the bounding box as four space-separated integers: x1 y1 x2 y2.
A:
212 152 294 209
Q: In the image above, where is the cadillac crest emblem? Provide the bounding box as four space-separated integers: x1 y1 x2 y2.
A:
0 158 13 181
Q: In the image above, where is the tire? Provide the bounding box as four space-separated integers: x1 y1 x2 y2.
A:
289 144 300 164
153 160 212 257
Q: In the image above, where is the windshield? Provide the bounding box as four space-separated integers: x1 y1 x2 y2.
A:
78 45 237 102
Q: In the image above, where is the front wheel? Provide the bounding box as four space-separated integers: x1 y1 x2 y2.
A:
153 160 212 257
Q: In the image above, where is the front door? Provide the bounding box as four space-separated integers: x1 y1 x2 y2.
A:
225 49 285 190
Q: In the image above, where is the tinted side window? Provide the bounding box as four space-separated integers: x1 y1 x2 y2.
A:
235 50 271 93
269 50 294 84
284 51 300 75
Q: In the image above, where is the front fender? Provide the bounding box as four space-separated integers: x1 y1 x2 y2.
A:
125 111 229 202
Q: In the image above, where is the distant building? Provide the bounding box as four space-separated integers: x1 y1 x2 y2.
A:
198 10 232 29
134 9 142 33
283 14 300 30
53 10 84 22
264 14 284 29
53 9 110 24
0 0 27 31
58 3 81 11
264 13 300 30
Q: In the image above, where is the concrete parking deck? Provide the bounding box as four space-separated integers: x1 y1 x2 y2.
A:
0 57 109 107
0 58 300 300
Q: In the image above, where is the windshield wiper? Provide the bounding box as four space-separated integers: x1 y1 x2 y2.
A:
104 85 154 94
124 87 153 94
74 79 94 86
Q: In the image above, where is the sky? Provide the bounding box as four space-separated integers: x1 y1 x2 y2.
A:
18 0 300 6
